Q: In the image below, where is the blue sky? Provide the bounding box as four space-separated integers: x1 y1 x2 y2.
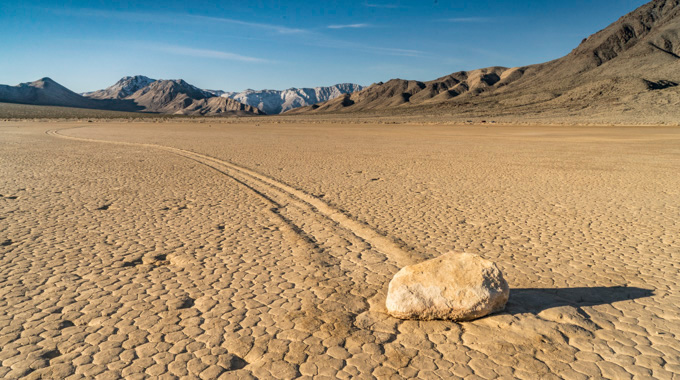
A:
1 0 648 93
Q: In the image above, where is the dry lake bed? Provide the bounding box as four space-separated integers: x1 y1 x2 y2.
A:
1 120 679 379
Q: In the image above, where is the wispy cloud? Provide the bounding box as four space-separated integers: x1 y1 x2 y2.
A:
300 36 424 57
188 15 308 35
363 2 403 9
45 8 307 35
371 47 423 57
443 17 493 23
42 7 423 58
327 23 372 29
154 45 269 63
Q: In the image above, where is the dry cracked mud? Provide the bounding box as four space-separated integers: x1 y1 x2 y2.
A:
1 120 679 379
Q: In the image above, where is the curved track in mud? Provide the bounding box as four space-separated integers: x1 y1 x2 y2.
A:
47 127 421 268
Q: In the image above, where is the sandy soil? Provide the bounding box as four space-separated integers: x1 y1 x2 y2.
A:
1 119 679 379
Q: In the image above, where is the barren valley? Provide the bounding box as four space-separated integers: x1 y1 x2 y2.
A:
2 0 680 378
1 119 678 379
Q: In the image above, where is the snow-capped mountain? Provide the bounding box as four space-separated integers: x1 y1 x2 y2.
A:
83 75 156 99
203 89 231 97
222 84 364 114
82 77 363 115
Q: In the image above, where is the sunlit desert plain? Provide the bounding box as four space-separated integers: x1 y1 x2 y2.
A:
1 118 678 379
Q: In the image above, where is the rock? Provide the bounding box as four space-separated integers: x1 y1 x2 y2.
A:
386 252 509 321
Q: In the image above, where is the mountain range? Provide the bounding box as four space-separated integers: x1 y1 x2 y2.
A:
0 75 363 116
1 0 679 120
84 77 363 115
102 78 261 115
288 0 680 119
0 76 262 116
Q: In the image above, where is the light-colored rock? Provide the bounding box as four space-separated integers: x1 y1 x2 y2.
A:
386 252 509 321
222 83 364 114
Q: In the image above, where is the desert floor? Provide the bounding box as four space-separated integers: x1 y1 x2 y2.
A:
1 120 679 379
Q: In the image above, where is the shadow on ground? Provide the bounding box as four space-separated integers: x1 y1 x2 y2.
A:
506 286 654 315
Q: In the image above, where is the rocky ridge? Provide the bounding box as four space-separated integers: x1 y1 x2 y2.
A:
83 76 156 99
122 79 262 116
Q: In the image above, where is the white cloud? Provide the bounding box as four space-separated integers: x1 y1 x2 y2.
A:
189 15 308 35
155 45 269 63
444 17 492 23
328 23 372 29
47 8 308 35
46 8 422 58
302 36 424 57
363 2 403 9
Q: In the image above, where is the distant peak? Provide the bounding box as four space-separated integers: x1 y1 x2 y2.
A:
119 75 154 81
30 77 65 89
116 75 155 85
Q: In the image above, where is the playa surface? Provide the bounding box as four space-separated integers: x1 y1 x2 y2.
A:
1 120 679 379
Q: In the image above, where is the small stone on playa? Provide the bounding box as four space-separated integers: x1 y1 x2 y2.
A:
386 252 509 321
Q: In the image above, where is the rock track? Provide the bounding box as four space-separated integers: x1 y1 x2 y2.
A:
47 127 422 269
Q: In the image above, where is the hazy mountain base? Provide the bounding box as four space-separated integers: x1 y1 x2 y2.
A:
0 102 257 120
4 97 678 126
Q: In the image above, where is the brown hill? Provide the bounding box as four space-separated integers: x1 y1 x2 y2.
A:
289 0 680 119
124 79 263 116
301 67 519 113
0 78 142 112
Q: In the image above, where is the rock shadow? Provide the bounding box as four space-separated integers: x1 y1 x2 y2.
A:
506 286 654 315
122 257 143 267
41 349 62 360
96 203 111 211
228 355 248 371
